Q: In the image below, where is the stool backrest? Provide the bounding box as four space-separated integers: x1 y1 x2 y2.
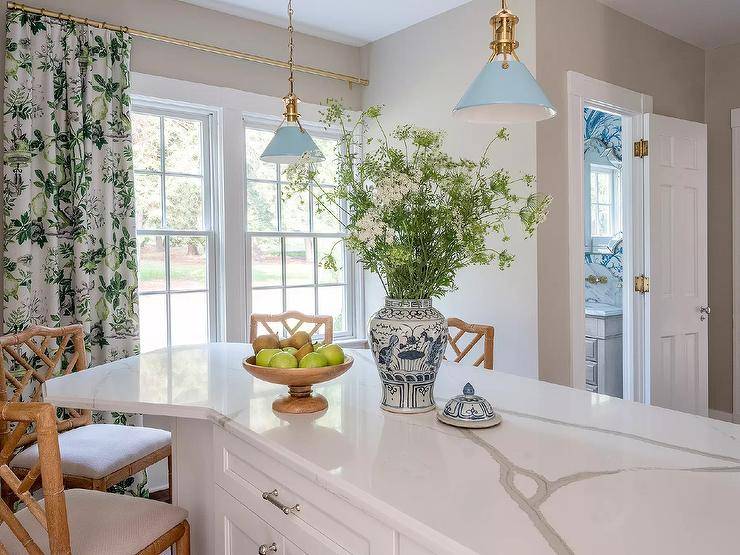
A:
445 317 495 370
249 311 333 344
0 402 71 554
0 325 90 459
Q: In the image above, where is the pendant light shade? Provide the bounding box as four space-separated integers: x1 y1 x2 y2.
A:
261 121 324 164
260 0 322 164
453 0 556 124
453 60 556 123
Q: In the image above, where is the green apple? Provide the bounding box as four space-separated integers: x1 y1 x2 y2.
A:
255 348 281 367
317 344 345 366
268 351 299 368
282 346 298 355
299 352 329 368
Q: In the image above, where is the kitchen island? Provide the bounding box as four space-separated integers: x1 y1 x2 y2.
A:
43 344 740 554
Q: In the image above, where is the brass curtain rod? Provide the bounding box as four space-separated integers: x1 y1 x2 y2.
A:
6 1 369 87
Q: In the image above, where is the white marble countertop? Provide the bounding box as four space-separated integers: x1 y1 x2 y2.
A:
44 344 740 554
585 302 623 317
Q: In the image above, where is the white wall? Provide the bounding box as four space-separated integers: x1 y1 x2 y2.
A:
359 0 539 378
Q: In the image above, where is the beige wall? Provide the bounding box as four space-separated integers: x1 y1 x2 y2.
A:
1 0 362 108
535 0 706 386
360 0 542 378
705 42 740 413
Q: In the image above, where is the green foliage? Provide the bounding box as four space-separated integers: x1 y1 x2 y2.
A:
285 99 552 299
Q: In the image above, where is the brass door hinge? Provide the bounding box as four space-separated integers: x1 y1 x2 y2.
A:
634 274 650 294
634 139 649 158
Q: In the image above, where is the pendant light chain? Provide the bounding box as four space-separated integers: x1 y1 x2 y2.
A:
259 0 328 161
288 0 295 96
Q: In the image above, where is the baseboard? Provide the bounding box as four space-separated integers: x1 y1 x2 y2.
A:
708 409 734 422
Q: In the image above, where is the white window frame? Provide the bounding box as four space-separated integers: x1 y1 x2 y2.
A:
587 162 622 250
132 98 221 346
243 113 357 341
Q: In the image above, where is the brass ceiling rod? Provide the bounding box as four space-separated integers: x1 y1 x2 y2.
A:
6 1 369 88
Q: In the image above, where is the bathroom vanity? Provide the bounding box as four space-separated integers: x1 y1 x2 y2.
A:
43 343 740 554
585 302 623 397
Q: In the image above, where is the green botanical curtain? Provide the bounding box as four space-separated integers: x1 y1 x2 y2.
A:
3 11 147 496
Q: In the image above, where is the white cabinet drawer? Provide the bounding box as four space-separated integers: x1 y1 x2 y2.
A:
215 485 305 555
214 427 395 555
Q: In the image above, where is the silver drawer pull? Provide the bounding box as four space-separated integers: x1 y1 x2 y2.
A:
262 488 301 515
258 543 278 554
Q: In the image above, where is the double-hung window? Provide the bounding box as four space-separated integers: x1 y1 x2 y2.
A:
132 104 217 352
588 163 622 249
244 119 354 339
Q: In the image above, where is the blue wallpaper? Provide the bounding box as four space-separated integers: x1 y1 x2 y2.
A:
584 107 622 166
584 108 623 306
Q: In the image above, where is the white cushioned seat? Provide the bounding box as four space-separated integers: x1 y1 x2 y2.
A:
11 424 171 479
0 489 187 554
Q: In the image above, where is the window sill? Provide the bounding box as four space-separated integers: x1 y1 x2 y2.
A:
336 338 368 349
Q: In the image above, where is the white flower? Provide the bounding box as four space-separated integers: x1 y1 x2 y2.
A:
372 171 419 207
354 209 385 247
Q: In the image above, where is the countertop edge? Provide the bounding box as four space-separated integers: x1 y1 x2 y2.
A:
43 389 476 555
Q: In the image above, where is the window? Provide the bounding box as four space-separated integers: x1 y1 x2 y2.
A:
244 120 353 339
589 164 622 246
132 105 217 352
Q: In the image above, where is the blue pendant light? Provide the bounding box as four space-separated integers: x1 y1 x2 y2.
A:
261 0 324 164
453 0 556 124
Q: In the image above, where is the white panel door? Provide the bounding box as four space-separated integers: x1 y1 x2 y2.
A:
645 114 708 415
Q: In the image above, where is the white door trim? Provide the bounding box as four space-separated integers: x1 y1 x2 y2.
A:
732 108 740 423
566 72 653 399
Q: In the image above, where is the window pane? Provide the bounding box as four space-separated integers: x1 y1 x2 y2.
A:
313 186 342 233
137 235 166 292
252 289 283 315
596 205 611 236
285 237 314 286
140 294 167 352
135 173 162 229
171 292 208 345
597 173 611 203
169 236 207 291
281 189 309 232
590 172 598 203
164 117 202 175
286 286 315 316
313 137 339 185
132 113 161 172
317 238 344 284
246 181 278 232
245 128 277 180
165 176 203 230
251 237 282 287
318 286 346 333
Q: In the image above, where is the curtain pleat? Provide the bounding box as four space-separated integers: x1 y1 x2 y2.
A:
4 10 149 496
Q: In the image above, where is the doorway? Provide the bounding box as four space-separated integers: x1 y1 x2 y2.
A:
567 72 710 415
567 71 651 403
583 106 626 398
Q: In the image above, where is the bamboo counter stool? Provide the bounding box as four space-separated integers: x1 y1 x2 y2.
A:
0 402 189 554
445 317 495 370
249 310 334 343
0 325 172 505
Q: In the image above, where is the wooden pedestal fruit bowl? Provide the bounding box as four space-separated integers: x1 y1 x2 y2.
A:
243 356 354 414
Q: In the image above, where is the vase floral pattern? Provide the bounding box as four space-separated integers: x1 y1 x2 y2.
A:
368 299 448 413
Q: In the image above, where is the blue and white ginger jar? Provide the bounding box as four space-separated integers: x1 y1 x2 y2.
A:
368 298 448 413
